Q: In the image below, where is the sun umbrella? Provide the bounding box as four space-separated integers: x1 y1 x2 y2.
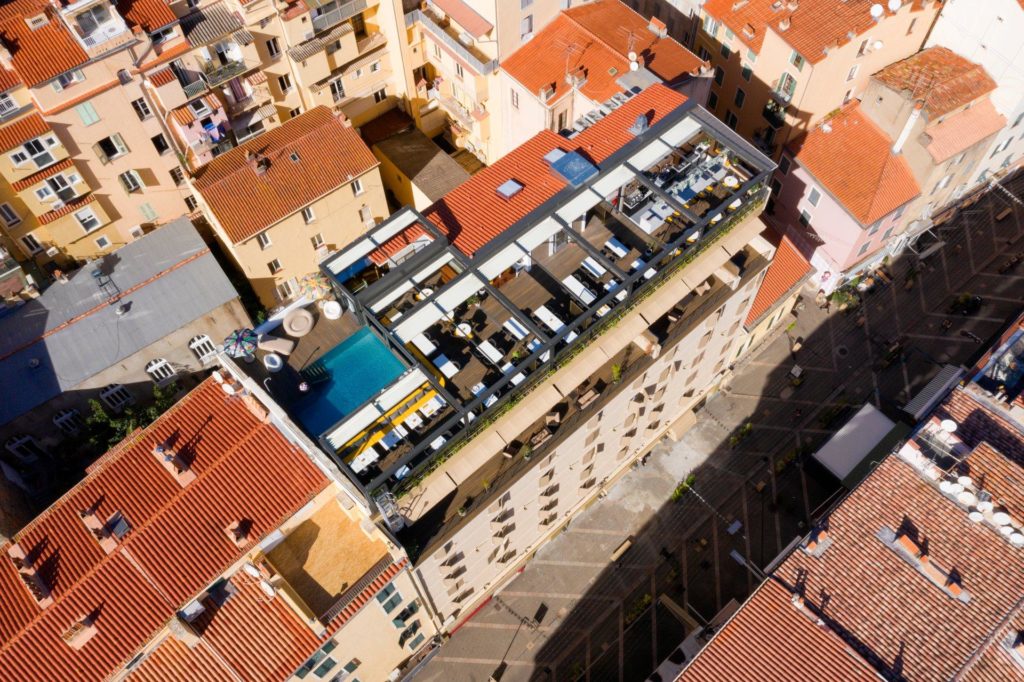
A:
297 271 332 300
223 328 258 358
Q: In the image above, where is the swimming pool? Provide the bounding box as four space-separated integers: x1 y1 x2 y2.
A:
292 327 406 436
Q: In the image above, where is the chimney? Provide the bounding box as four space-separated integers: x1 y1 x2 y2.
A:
168 615 201 648
628 113 650 136
778 17 791 31
648 16 668 38
224 519 252 547
892 100 924 154
805 528 829 552
8 543 53 608
240 393 271 423
61 614 99 650
79 509 118 554
152 442 198 486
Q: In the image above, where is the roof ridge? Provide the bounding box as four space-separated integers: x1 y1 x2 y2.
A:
562 0 646 62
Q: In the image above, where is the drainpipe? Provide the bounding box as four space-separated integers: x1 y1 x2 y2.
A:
892 100 924 154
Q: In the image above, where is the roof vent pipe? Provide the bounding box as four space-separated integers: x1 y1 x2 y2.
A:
892 100 924 154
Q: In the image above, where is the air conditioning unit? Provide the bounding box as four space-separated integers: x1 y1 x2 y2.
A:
128 225 144 240
45 246 60 258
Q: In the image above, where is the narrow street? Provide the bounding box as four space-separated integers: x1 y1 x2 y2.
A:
414 173 1024 682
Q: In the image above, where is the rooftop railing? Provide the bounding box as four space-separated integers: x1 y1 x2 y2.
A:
407 9 498 75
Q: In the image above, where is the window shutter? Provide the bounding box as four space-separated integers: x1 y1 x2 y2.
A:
93 141 108 164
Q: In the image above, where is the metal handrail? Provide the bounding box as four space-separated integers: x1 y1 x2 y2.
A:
407 9 498 75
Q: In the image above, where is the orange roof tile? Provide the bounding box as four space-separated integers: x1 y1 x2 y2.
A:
925 97 1006 162
147 67 177 87
9 156 74 190
0 63 21 92
0 378 329 681
503 0 703 105
874 46 997 119
116 0 176 32
193 106 379 244
371 85 689 263
0 111 50 152
431 0 492 39
128 635 235 682
0 6 88 86
791 103 920 225
703 0 937 63
745 231 812 327
170 94 222 126
680 580 879 681
36 193 95 224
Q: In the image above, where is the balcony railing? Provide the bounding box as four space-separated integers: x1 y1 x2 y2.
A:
407 9 498 75
311 0 368 34
183 77 209 99
203 59 252 88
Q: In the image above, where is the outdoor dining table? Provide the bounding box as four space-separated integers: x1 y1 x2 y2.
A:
404 411 424 431
349 448 379 474
432 353 460 378
476 339 504 365
582 256 607 278
562 275 597 305
605 237 629 259
503 317 529 340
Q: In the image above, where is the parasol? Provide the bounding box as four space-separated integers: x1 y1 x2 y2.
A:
297 271 332 300
223 328 258 358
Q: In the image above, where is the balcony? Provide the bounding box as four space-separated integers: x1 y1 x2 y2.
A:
202 59 253 88
63 1 134 57
408 9 498 76
769 79 795 106
762 101 786 129
311 0 369 35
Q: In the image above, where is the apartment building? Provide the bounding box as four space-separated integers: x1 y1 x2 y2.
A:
621 0 707 48
926 0 1024 182
0 219 248 522
191 105 387 307
679 321 1024 680
0 0 194 268
771 103 921 291
499 0 708 158
227 85 776 629
0 373 436 681
696 0 941 157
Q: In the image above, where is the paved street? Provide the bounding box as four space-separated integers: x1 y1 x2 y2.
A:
414 173 1024 682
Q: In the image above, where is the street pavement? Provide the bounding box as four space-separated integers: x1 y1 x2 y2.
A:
413 173 1024 682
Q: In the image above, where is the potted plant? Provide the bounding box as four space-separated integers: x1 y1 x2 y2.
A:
611 364 623 384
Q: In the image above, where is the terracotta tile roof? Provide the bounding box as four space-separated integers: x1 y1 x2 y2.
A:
0 111 50 152
370 85 688 264
934 389 1024 463
368 221 432 266
324 558 407 631
503 0 703 105
703 0 936 63
925 97 1006 163
36 193 95 225
170 94 222 126
791 103 920 226
128 635 235 682
116 0 176 32
0 6 88 87
0 378 329 681
0 63 21 92
9 156 74 191
147 67 177 87
680 580 879 681
874 46 997 119
430 0 492 39
744 230 812 327
193 106 379 244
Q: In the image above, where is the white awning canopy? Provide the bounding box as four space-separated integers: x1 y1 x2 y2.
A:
813 404 895 483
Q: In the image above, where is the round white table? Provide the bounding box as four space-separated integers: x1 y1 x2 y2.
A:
322 300 342 320
263 352 283 373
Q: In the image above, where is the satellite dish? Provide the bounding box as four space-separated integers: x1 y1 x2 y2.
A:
211 370 224 384
259 580 277 598
887 0 901 11
993 511 1012 526
873 40 884 51
222 382 237 396
940 419 958 433
870 3 884 19
957 476 973 488
243 562 261 578
1011 533 1024 548
627 51 637 62
629 60 639 71
968 511 985 523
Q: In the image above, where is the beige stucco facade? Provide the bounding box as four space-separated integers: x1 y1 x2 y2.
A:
697 2 939 157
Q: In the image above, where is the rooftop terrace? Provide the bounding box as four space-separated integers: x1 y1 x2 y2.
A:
307 88 773 498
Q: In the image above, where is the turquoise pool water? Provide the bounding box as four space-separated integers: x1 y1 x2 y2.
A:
292 327 405 436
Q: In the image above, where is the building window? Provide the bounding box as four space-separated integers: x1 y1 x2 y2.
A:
278 74 292 93
151 134 170 155
145 358 175 383
857 39 868 57
118 170 143 193
799 209 811 226
713 66 724 86
724 27 734 41
373 88 387 103
883 226 895 240
257 232 272 250
703 15 719 37
276 277 296 301
266 37 280 58
720 44 731 59
778 155 791 174
329 78 345 103
843 88 854 104
697 46 711 61
808 188 821 206
76 207 101 231
992 137 1013 157
189 334 217 363
351 178 364 195
302 206 316 223
268 259 282 274
455 62 464 80
11 137 57 169
734 89 745 108
100 384 134 412
311 233 324 249
521 14 533 39
868 221 880 235
707 91 718 110
858 242 870 256
790 50 805 71
289 107 302 118
0 92 16 117
370 60 381 73
21 233 42 254
95 235 110 249
907 17 917 35
169 167 185 185
376 583 403 614
511 88 519 109
93 134 129 164
725 110 738 130
52 69 84 92
53 409 85 436
932 174 952 194
150 26 174 43
0 202 21 227
140 203 157 222
185 195 198 212
5 435 46 462
846 65 859 82
741 65 752 82
75 102 100 126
